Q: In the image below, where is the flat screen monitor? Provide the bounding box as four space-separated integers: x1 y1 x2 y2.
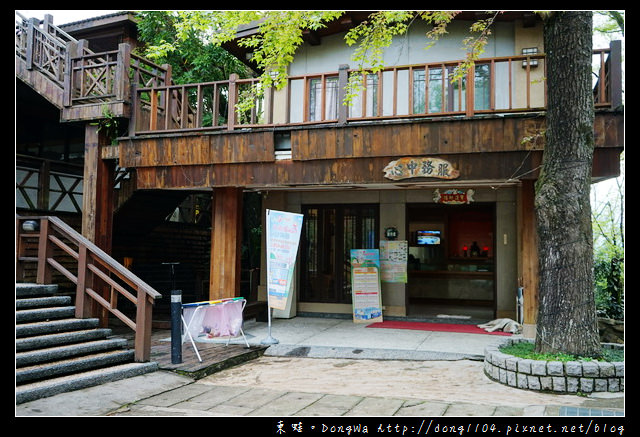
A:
416 230 441 245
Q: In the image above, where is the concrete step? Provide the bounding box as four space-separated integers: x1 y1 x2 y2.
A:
16 338 129 367
16 349 135 384
16 361 159 404
16 328 113 352
16 306 76 323
16 318 100 338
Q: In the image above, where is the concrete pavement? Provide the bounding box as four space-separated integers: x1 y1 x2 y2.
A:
15 316 625 418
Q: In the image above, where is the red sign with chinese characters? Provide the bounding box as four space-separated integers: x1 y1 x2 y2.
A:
433 188 475 204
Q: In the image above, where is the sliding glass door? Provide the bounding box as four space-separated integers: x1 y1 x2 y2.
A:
301 204 378 303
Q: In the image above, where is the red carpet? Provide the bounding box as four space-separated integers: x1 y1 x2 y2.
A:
366 320 512 336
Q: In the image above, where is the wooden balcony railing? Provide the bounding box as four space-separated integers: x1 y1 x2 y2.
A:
15 12 76 87
16 215 162 362
129 42 622 136
16 11 621 133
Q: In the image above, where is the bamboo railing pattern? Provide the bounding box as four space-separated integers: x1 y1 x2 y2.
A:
16 215 162 362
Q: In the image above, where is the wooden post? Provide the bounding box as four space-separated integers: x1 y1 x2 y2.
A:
25 18 38 70
209 187 243 300
337 64 349 125
75 244 93 319
609 40 622 109
115 43 131 102
519 180 539 338
227 73 238 130
82 123 115 326
63 40 76 107
36 218 53 285
134 289 153 362
465 64 475 117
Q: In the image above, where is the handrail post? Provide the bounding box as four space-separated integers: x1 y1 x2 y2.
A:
134 287 153 362
129 82 138 136
66 39 88 107
465 64 475 117
75 244 92 318
609 40 622 109
115 43 131 103
227 73 238 131
63 40 76 107
337 64 350 125
25 18 39 71
36 217 52 284
149 89 158 131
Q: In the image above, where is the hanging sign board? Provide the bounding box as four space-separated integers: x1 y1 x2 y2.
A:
383 157 460 180
266 209 304 310
380 240 408 283
350 249 383 323
433 188 475 205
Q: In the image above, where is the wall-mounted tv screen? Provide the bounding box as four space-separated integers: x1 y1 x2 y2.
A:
416 230 441 245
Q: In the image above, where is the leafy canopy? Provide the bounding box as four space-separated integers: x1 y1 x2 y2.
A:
140 11 501 105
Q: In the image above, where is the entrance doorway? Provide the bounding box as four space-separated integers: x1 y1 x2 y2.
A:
406 203 496 320
300 204 379 304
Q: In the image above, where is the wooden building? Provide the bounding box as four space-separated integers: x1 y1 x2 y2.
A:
16 11 624 339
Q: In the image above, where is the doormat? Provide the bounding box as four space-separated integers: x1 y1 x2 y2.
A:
366 320 512 336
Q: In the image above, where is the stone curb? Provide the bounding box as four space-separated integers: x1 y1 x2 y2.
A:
483 338 624 394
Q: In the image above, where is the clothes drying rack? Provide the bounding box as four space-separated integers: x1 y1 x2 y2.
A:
181 297 250 362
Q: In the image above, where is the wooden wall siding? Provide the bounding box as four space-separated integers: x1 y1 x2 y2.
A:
133 152 544 189
120 131 275 167
122 111 622 190
290 117 546 160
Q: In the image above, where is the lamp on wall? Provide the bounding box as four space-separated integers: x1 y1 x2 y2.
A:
522 47 539 68
22 220 39 232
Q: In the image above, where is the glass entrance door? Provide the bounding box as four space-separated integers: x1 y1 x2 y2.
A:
301 204 378 304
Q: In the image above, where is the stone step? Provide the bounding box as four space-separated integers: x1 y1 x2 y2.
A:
14 282 158 404
16 295 72 310
16 318 100 338
16 338 129 367
16 283 58 298
16 362 159 404
16 306 76 323
16 349 136 384
16 328 114 352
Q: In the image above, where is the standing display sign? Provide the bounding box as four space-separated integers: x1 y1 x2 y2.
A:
380 240 408 283
262 209 303 345
350 249 383 323
266 209 304 311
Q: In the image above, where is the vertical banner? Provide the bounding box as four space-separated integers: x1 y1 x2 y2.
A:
266 209 304 310
380 240 408 283
350 249 383 323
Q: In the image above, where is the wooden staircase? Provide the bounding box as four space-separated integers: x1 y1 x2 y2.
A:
16 283 158 404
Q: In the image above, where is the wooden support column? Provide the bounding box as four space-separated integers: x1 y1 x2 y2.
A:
209 187 243 300
519 180 539 338
82 123 115 326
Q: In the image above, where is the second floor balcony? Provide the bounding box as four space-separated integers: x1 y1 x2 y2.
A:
127 41 622 136
15 12 622 135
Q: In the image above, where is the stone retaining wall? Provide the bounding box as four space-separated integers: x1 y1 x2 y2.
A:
483 338 624 394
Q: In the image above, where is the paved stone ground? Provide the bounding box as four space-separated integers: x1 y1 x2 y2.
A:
106 356 624 417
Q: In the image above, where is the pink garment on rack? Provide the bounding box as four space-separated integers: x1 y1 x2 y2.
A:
185 300 244 338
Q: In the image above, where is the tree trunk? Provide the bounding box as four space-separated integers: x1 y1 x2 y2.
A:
534 11 601 357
